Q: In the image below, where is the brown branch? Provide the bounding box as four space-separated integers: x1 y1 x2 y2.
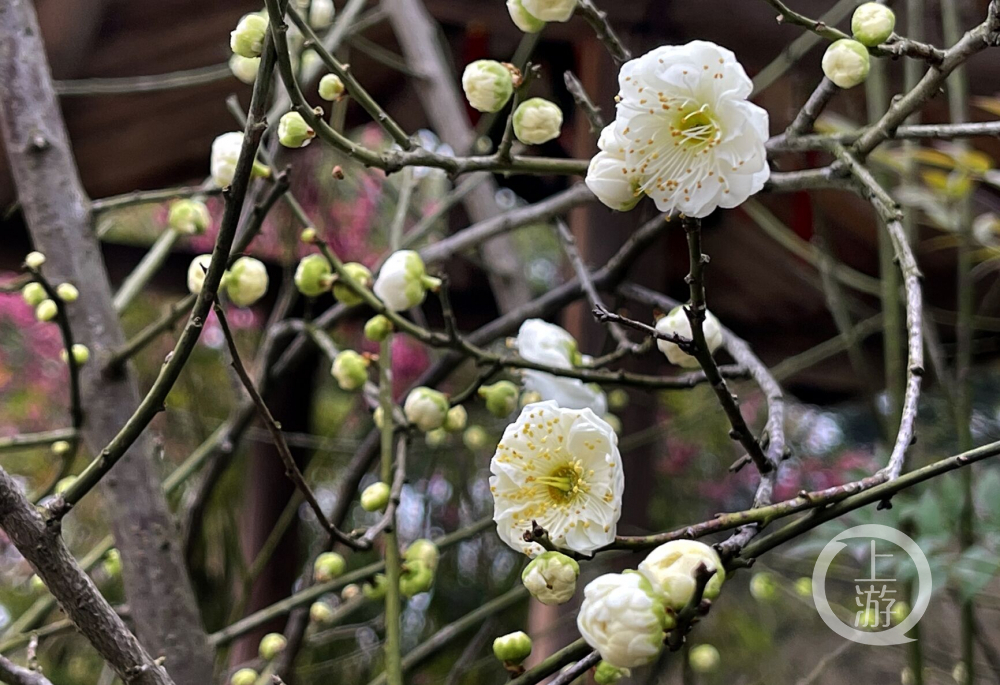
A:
0 655 53 685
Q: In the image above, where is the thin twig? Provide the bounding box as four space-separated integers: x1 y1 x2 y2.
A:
576 0 631 62
564 71 605 134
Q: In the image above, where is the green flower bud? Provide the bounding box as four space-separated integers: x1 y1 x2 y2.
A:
21 282 46 307
331 350 369 391
278 111 316 149
362 574 388 600
168 199 211 235
54 476 76 494
50 440 72 457
187 255 213 294
56 283 79 303
594 662 630 685
231 13 268 58
522 551 579 605
822 39 871 89
258 632 287 661
300 227 318 243
603 413 622 435
399 559 435 598
332 262 373 306
360 481 391 512
35 299 58 322
229 54 260 84
25 251 45 270
891 600 910 624
462 425 488 450
478 381 519 418
952 662 968 684
608 388 630 411
294 254 333 297
403 387 450 432
519 391 543 408
364 315 393 342
342 583 361 600
313 552 347 582
310 601 335 625
794 577 813 597
404 539 440 572
30 574 45 592
852 3 895 46
493 631 533 665
373 406 385 430
226 256 269 307
749 572 777 601
319 74 346 101
425 428 448 447
444 405 468 433
689 644 720 673
461 60 514 113
513 98 563 145
506 0 547 33
230 668 258 685
60 344 91 366
103 549 122 577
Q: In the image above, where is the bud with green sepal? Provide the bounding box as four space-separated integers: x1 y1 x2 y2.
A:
278 112 316 148
594 662 630 685
300 227 317 243
403 387 450 432
230 668 258 685
852 2 895 46
637 540 725 612
168 199 211 235
21 282 46 306
522 0 578 22
689 644 720 673
36 299 58 322
493 631 533 672
399 559 435 597
258 632 287 661
310 601 335 625
56 283 79 303
461 60 514 113
479 381 519 418
333 262 373 306
25 251 46 270
404 539 440 572
522 551 579 605
463 425 488 450
506 0 546 32
373 250 439 312
364 314 393 342
231 13 268 58
362 574 388 600
319 74 346 101
513 98 564 146
822 39 871 89
226 257 269 307
295 254 334 297
313 552 346 582
360 481 390 512
443 405 468 433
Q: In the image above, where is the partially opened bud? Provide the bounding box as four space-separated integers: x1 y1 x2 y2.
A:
230 669 257 685
361 481 391 512
310 601 335 625
307 0 335 27
478 381 519 418
506 0 546 33
211 132 270 188
373 250 439 312
226 257 269 307
278 112 316 148
522 0 578 22
577 572 670 668
363 574 388 600
655 306 723 368
364 314 393 342
594 662 630 685
319 74 346 101
229 54 260 84
168 199 211 235
35 299 58 322
187 255 214 295
55 283 79 303
493 631 533 666
461 60 514 113
231 13 268 58
822 39 871 89
313 552 347 582
294 254 333 297
403 387 450 432
521 551 580 605
852 3 895 46
513 98 563 145
637 540 725 612
258 633 287 661
333 262 373 306
21 282 46 307
331 350 369 391
689 644 721 673
60 344 90 366
443 405 468 433
24 252 45 270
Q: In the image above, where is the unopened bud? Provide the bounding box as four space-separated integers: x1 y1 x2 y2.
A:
404 387 450 432
689 644 721 673
852 3 895 46
493 631 533 666
225 256 269 307
513 98 563 146
444 405 468 433
278 112 316 148
310 601 335 624
168 199 211 235
294 254 333 297
51 440 73 457
405 539 440 572
187 255 213 295
331 350 369 391
103 549 122 577
314 552 347 582
399 559 435 597
231 13 268 58
258 632 287 661
300 227 318 243
506 0 547 33
362 574 388 600
60 344 90 366
54 283 79 303
463 425 488 450
229 54 260 84
25 252 46 270
749 572 777 601
822 39 871 89
319 74 346 101
360 481 391 512
54 476 76 494
478 381 519 418
35 299 58 322
332 262 373 306
230 668 258 685
425 428 448 447
364 314 393 342
461 60 514 114
21 282 46 307
522 551 579 605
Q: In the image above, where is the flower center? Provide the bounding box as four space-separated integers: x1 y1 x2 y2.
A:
535 459 589 503
671 103 719 150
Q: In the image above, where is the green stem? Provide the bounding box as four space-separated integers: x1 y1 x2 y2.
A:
112 228 180 313
379 336 403 685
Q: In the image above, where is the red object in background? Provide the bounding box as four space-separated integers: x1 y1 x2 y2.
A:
460 21 491 123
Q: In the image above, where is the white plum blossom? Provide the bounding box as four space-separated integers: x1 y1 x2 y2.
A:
211 132 244 188
513 98 563 145
654 305 723 368
373 250 440 312
229 55 260 84
852 3 895 46
576 572 670 668
490 401 623 556
595 41 769 218
516 319 607 415
521 0 578 22
586 124 643 211
403 387 450 432
461 60 514 113
506 0 546 33
303 0 335 28
822 39 871 89
637 540 726 612
187 255 213 294
521 551 580 605
226 257 269 307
